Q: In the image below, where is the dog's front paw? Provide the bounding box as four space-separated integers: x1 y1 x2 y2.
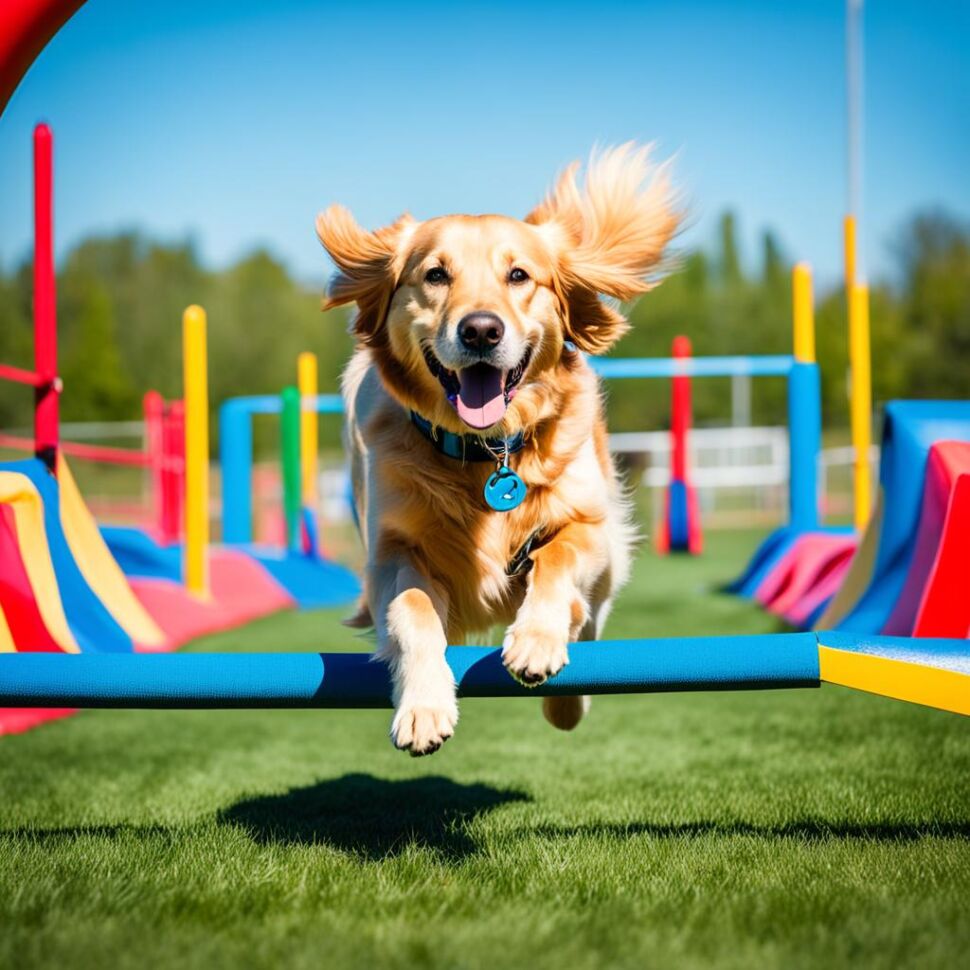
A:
390 688 458 757
502 623 569 686
391 704 457 756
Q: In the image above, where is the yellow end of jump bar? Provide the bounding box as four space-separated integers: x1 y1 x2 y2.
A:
819 645 970 717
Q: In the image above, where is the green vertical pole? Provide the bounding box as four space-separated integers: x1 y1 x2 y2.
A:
280 385 301 551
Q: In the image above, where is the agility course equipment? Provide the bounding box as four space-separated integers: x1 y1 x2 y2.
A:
0 630 966 717
99 317 358 609
816 401 970 637
182 305 210 597
739 400 970 634
591 262 823 539
2 0 965 749
0 123 357 735
0 392 185 539
655 335 702 555
220 389 344 546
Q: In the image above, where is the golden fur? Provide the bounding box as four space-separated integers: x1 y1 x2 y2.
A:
317 144 679 755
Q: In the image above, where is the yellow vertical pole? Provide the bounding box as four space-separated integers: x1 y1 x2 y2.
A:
297 352 319 509
182 305 209 598
845 213 872 529
792 262 815 363
843 215 857 290
849 283 872 530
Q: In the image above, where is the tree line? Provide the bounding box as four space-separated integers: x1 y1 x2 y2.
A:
0 210 967 447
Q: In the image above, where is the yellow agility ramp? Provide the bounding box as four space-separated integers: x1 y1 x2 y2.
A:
57 457 166 648
816 492 884 630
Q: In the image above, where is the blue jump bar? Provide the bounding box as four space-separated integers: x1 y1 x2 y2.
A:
0 634 821 709
590 355 795 379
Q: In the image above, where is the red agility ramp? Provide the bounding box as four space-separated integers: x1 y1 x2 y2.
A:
755 532 857 627
883 441 970 638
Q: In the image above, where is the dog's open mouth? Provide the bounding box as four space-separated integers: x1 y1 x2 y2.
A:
422 345 532 430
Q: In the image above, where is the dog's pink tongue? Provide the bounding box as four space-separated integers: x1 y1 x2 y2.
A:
456 364 507 429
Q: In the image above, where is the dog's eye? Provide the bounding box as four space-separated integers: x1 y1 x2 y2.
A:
424 266 450 285
508 267 530 284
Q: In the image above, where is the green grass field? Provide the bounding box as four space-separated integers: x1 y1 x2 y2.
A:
1 530 968 970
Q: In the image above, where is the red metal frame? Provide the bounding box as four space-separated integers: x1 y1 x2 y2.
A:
0 124 62 471
0 432 149 467
0 363 46 387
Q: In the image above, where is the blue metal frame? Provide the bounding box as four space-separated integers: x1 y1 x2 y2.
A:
220 393 342 545
590 353 819 533
588 355 794 379
219 351 821 543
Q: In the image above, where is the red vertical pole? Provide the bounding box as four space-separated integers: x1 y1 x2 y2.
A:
33 122 59 471
143 390 164 537
159 399 186 545
670 335 691 483
661 335 702 555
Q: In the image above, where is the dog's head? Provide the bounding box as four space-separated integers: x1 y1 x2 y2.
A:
317 144 679 433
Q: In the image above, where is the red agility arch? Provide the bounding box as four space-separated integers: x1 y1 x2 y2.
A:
0 0 86 118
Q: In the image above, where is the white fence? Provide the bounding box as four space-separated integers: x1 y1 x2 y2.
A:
609 426 879 526
16 418 878 531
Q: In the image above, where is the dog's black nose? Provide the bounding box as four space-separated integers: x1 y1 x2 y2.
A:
458 312 505 352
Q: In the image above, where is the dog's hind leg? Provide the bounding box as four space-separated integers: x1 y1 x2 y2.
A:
541 575 614 732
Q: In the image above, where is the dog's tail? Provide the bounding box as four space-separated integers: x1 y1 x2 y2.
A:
542 695 591 731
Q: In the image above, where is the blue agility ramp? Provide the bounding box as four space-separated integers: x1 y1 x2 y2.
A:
822 401 970 634
0 632 966 715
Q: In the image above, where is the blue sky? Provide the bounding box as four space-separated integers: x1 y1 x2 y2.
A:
0 0 967 290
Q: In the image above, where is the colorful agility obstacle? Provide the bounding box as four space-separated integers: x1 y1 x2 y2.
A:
815 401 970 638
736 401 970 634
103 322 359 611
0 124 358 736
1 1 964 749
219 390 344 545
729 263 859 617
0 630 966 717
655 335 702 555
590 262 823 543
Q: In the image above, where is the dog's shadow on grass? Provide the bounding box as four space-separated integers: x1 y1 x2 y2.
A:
532 819 970 843
219 773 529 861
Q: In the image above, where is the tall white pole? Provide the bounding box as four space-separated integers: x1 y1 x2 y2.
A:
846 0 864 273
845 0 872 530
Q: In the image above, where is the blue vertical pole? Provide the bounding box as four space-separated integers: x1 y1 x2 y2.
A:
219 399 255 545
787 361 821 532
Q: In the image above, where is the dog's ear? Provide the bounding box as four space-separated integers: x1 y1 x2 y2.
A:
316 205 416 343
527 144 680 354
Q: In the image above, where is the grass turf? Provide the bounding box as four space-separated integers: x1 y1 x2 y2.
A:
1 529 968 969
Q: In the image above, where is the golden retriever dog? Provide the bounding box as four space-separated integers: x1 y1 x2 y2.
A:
316 144 678 755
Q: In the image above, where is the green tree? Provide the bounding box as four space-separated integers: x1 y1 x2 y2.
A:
59 274 136 421
894 212 970 399
719 211 743 289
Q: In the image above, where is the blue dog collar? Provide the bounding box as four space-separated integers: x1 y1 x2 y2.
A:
409 411 525 463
